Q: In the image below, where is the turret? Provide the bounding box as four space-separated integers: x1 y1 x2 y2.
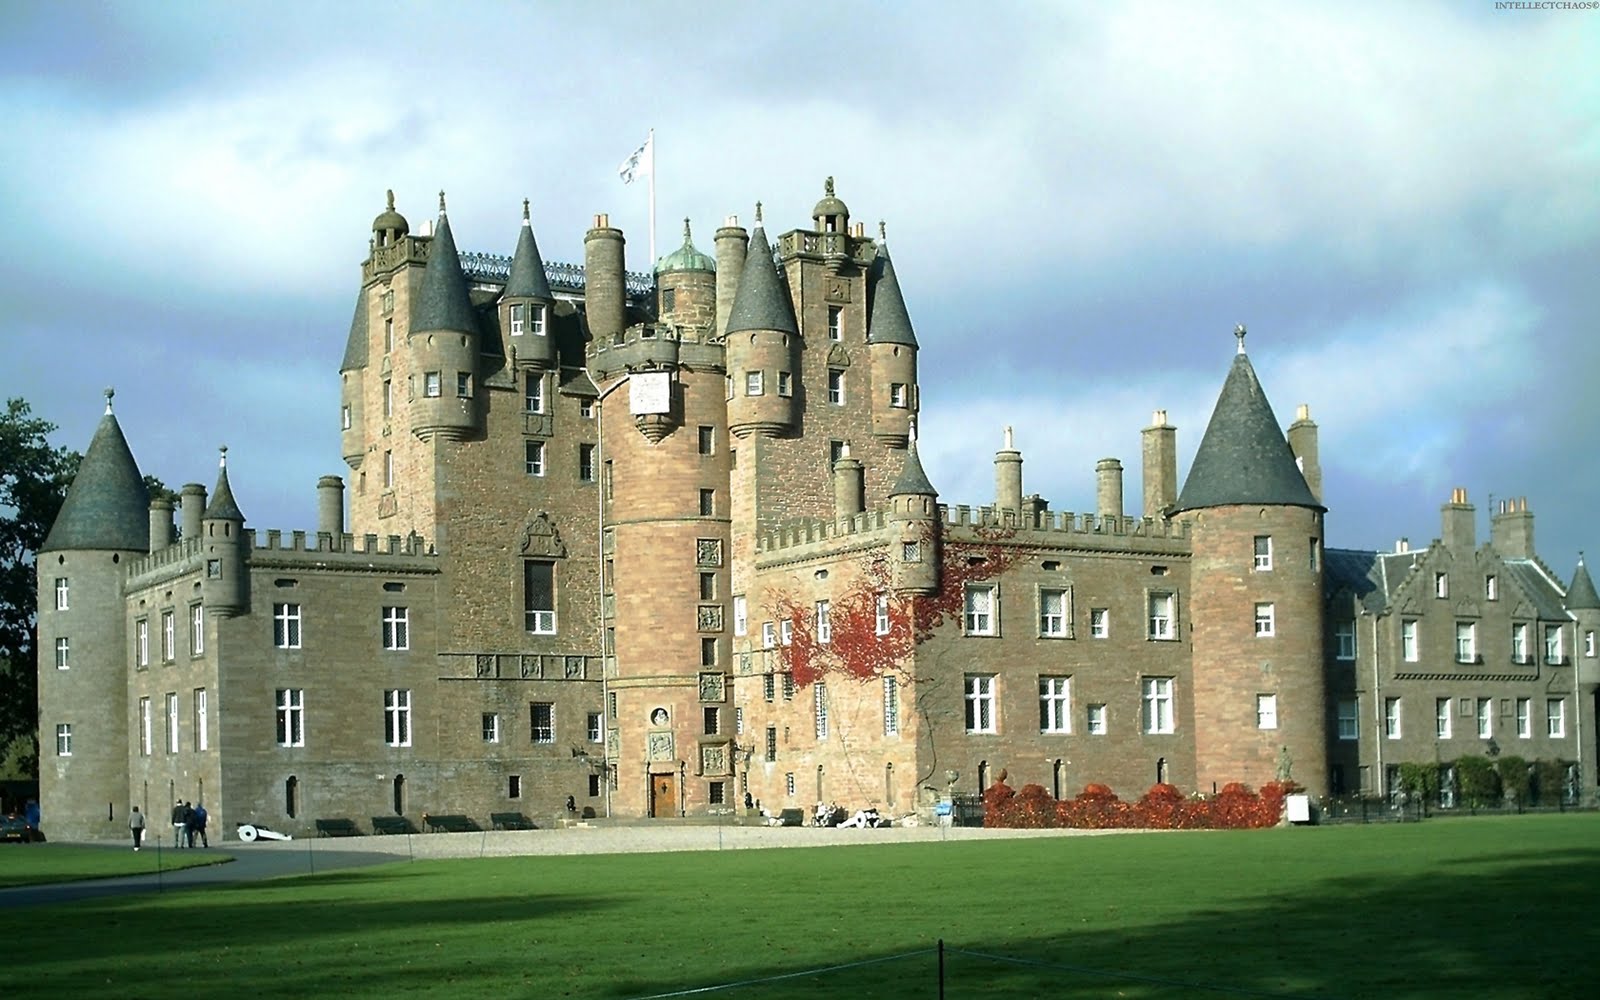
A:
407 193 480 442
148 498 174 552
833 447 864 517
994 427 1022 514
200 447 248 617
501 199 556 370
317 475 345 539
179 483 206 539
1141 409 1177 519
37 389 149 840
888 434 940 596
1096 458 1124 521
584 213 627 345
866 228 918 448
713 216 748 338
724 205 799 439
1174 326 1327 795
656 219 717 335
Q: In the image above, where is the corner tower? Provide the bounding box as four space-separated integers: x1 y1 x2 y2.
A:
1174 327 1328 795
867 227 919 448
408 194 481 443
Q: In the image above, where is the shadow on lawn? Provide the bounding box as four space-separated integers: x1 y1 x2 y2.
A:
605 844 1600 999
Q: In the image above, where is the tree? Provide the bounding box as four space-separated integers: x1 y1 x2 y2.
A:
0 399 79 777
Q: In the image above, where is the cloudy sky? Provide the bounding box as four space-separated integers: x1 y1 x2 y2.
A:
3 1 1596 575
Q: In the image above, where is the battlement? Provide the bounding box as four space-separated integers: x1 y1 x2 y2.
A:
249 528 432 557
756 510 894 560
588 323 726 379
127 528 438 587
940 504 1185 538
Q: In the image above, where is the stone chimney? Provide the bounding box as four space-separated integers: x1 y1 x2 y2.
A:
1142 410 1177 518
1441 487 1475 554
1096 458 1124 521
1287 404 1321 503
1491 496 1535 560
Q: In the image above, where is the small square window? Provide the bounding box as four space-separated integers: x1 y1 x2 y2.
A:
423 372 441 398
525 440 545 477
746 371 764 396
1086 703 1107 735
1254 603 1275 637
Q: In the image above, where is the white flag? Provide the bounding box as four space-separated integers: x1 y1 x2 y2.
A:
618 134 653 185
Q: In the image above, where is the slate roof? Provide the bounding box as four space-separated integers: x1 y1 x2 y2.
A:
203 458 245 522
889 440 937 497
41 410 149 553
724 225 797 336
1325 548 1419 613
867 245 918 348
1174 351 1321 513
1565 559 1600 611
1502 559 1571 620
339 285 368 373
413 212 478 335
503 206 554 301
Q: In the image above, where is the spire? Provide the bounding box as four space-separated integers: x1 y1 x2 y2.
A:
41 394 150 553
1567 555 1600 611
202 446 245 522
724 209 797 335
866 239 918 347
413 203 478 334
1174 332 1322 514
503 199 554 301
889 436 937 497
339 283 369 372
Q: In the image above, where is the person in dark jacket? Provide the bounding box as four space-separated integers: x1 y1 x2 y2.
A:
129 806 146 851
171 800 187 848
182 802 196 848
191 803 209 847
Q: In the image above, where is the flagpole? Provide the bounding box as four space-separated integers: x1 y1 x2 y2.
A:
647 127 656 267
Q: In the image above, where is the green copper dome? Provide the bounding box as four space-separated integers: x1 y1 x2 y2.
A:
655 219 715 274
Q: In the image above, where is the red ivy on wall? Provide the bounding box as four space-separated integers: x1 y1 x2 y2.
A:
982 780 1300 830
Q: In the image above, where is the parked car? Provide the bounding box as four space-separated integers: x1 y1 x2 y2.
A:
0 812 45 843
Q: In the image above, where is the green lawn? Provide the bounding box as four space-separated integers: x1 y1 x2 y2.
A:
0 843 232 887
2 816 1596 999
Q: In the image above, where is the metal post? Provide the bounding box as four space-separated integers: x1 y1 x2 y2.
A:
938 938 945 1000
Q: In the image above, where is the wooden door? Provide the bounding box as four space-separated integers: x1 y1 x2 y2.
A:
650 773 676 817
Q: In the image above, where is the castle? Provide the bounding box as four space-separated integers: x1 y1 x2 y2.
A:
34 180 1599 840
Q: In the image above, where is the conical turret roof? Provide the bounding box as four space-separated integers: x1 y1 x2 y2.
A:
503 200 554 301
1566 557 1600 611
41 394 149 553
339 285 369 373
867 242 917 347
202 450 245 522
889 438 937 497
413 200 478 335
724 217 797 336
1174 338 1321 513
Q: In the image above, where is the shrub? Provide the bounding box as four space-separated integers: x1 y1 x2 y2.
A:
1455 755 1500 809
983 780 1285 830
1496 756 1530 803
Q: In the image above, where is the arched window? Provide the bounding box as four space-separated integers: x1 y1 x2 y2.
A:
392 774 406 815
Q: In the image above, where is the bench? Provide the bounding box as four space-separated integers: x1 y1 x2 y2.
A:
771 808 805 827
490 812 536 831
314 818 361 838
423 813 479 833
371 815 417 835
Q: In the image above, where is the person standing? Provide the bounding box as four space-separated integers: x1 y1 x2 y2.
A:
191 803 209 847
130 806 146 851
182 802 196 848
171 800 187 848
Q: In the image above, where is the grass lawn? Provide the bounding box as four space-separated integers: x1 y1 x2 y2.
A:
2 815 1596 999
0 843 231 887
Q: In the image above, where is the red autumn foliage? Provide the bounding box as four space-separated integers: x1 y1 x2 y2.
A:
981 780 1294 830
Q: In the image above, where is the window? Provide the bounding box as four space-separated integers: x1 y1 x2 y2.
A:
1435 698 1452 739
1485 574 1498 600
1337 699 1358 740
816 601 831 644
1148 592 1174 640
524 374 544 413
525 440 545 477
341 405 352 430
382 606 409 650
883 676 900 735
725 376 734 400
54 577 68 610
479 712 501 743
777 371 792 397
1254 535 1273 571
699 489 715 516
55 723 72 757
55 636 69 670
1477 698 1493 739
166 693 179 753
697 425 714 454
527 702 555 743
524 561 555 634
1039 677 1071 733
700 637 717 666
814 684 828 739
161 610 174 662
1512 622 1530 663
274 603 302 649
136 618 149 666
704 706 721 736
964 585 996 635
890 383 908 408
708 780 726 806
761 621 776 649
509 302 525 335
529 303 545 335
965 675 997 733
828 440 845 468
206 559 221 579
139 697 151 756
1335 620 1356 660
733 596 748 636
579 444 596 482
1255 693 1278 729
383 378 393 416
763 674 775 702
423 371 441 397
1585 630 1596 658
508 775 521 799
1385 697 1402 739
276 689 305 747
827 305 842 341
1087 703 1108 735
588 712 603 743
1143 678 1175 734
765 726 778 762
385 689 412 747
1254 603 1275 637
735 707 744 736
1544 625 1564 664
782 673 795 700
1039 589 1068 637
383 450 394 488
785 772 795 796
902 541 921 563
1090 608 1109 638
1401 619 1418 662
745 371 764 396
194 688 208 751
1308 538 1319 571
1547 698 1566 738
698 572 717 601
580 398 594 418
875 594 890 635
827 369 844 405
1455 622 1477 663
1516 697 1531 738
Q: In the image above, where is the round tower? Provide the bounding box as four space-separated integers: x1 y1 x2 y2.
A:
867 229 919 448
724 206 799 439
584 214 627 346
200 447 249 617
888 436 940 596
339 280 370 470
713 217 748 339
36 389 150 840
1175 328 1327 796
656 219 717 335
407 193 480 442
501 199 557 371
994 427 1022 514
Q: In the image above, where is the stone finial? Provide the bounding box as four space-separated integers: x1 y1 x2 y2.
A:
754 201 763 225
1235 324 1247 354
879 220 887 242
522 198 530 223
1003 425 1013 450
824 176 835 197
438 190 447 214
386 189 395 210
218 445 228 468
104 386 115 414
